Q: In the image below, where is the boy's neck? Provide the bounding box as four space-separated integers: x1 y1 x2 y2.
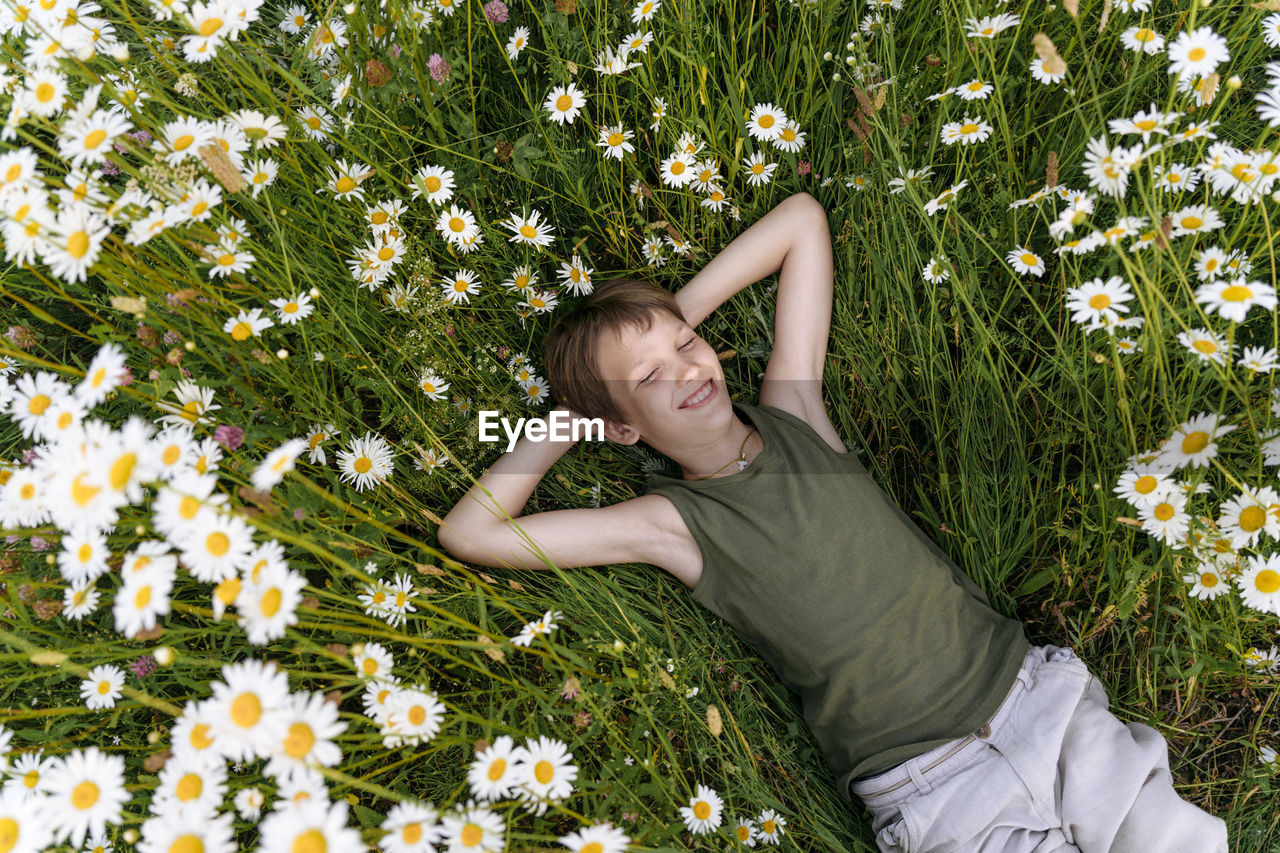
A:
674 410 759 480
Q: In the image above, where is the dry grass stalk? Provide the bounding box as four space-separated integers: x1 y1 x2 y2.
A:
198 143 247 192
1197 73 1219 105
1047 151 1059 187
1032 33 1067 77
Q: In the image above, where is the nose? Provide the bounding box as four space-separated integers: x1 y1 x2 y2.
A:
678 352 705 384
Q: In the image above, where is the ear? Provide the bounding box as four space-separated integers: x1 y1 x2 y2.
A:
601 418 641 445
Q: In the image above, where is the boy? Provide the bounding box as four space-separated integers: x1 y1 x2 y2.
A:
438 192 1229 851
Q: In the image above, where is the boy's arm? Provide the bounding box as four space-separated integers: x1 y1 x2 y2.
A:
437 407 666 571
673 191 826 331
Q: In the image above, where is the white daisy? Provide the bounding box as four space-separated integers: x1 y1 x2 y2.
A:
438 801 505 852
1194 277 1276 324
1006 247 1045 277
1121 25 1165 54
506 25 530 61
380 800 442 853
80 664 125 710
43 747 128 848
237 562 307 645
756 808 787 844
384 685 446 746
559 822 631 853
263 690 347 781
207 658 291 763
511 609 563 647
252 438 307 492
1236 554 1280 615
1183 562 1229 600
679 783 723 835
1155 412 1236 470
468 735 526 803
746 102 787 142
595 123 635 160
1166 26 1228 80
258 798 364 852
1177 328 1233 365
543 82 587 125
513 735 577 816
1064 275 1133 330
409 164 455 204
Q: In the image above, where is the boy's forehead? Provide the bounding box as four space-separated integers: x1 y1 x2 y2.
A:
605 312 683 373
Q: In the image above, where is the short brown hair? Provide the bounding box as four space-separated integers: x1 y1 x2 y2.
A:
542 276 686 425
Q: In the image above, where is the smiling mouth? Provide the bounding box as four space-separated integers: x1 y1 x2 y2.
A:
680 379 714 408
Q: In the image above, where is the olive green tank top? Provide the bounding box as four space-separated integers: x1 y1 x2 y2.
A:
643 400 1029 803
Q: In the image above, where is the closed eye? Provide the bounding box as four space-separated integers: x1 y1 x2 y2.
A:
639 337 697 386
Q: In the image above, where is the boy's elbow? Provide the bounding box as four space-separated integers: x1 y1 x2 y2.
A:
436 526 472 563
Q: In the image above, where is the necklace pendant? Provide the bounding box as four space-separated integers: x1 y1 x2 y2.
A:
737 459 748 471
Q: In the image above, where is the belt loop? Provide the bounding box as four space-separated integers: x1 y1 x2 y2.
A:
905 759 932 796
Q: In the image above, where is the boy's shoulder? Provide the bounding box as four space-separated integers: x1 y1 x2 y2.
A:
757 381 849 456
606 491 704 590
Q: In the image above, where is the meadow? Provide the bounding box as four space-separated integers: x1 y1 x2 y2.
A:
1 0 1279 848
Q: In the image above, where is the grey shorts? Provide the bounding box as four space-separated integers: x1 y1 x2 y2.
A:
849 644 1229 852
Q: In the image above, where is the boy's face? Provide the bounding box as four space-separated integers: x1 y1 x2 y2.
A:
594 310 729 445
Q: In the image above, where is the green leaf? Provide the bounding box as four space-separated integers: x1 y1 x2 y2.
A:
1014 566 1059 598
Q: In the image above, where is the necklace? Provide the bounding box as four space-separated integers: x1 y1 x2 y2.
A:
691 426 757 480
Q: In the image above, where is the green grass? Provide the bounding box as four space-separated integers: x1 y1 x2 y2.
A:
1 0 1278 847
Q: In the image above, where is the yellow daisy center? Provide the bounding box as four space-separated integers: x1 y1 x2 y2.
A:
176 773 203 801
1256 569 1280 594
72 781 99 810
1182 431 1208 454
284 722 315 757
231 692 262 728
293 829 326 853
190 723 214 750
66 230 90 259
1240 505 1266 531
206 531 230 557
260 587 282 617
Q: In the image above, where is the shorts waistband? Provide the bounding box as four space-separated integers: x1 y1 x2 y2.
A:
850 645 1053 806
